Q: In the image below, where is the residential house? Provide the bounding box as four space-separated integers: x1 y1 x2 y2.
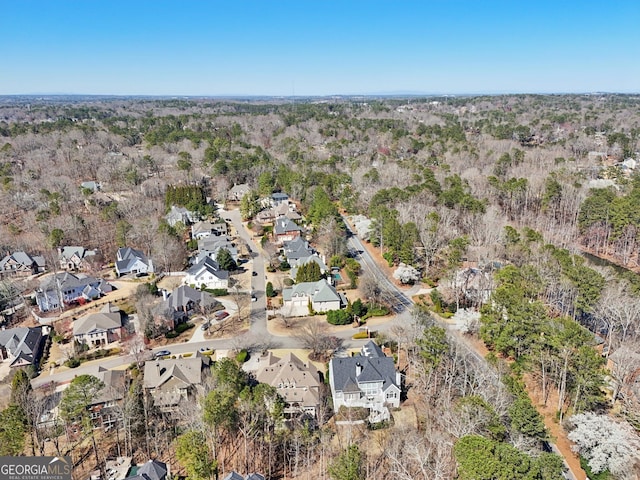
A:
125 459 168 480
0 327 45 368
329 341 401 423
191 220 228 239
85 365 127 430
73 303 123 348
228 183 251 201
35 272 112 312
165 205 200 227
274 217 302 245
0 251 46 277
163 285 220 322
115 247 154 277
143 355 211 411
222 473 264 480
58 246 97 271
282 279 346 317
290 254 328 280
196 235 239 263
255 352 322 419
271 192 289 206
184 257 229 290
282 237 314 262
80 181 101 193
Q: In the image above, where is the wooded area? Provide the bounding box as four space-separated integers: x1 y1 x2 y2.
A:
0 94 639 479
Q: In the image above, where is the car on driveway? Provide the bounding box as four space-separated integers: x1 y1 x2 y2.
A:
214 310 229 321
201 322 211 330
154 350 171 359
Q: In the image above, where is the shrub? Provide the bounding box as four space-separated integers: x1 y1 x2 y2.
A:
327 309 353 325
206 288 228 296
352 331 369 339
236 349 249 363
65 357 81 368
346 269 358 289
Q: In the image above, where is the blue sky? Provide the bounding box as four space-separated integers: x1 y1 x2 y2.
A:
1 1 639 96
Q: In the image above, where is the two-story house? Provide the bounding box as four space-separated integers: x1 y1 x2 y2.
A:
73 303 123 348
0 327 46 368
254 352 322 419
329 341 401 423
0 251 46 277
282 279 346 317
35 272 113 312
143 355 211 412
115 247 154 277
163 285 220 322
227 183 251 202
58 246 97 271
191 220 228 240
183 257 229 290
274 217 302 245
86 366 127 430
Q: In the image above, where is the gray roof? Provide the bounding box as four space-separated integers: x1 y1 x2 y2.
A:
221 473 244 480
143 356 210 390
283 237 314 261
329 345 399 393
290 254 327 278
282 279 342 304
73 305 122 335
0 251 45 270
274 217 301 235
116 247 151 273
0 327 44 366
246 475 265 480
137 460 168 480
165 285 219 310
59 246 95 261
40 272 103 292
186 257 229 280
271 192 289 200
361 340 385 358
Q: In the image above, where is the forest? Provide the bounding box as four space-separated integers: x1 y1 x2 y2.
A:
0 94 639 479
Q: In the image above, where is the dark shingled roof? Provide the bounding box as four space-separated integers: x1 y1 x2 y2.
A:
330 342 399 393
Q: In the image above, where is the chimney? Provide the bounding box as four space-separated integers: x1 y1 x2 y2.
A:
356 363 362 376
162 289 168 301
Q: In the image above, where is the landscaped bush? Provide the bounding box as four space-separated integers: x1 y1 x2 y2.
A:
206 288 228 296
236 349 249 363
327 309 353 325
175 322 194 334
352 331 369 339
65 357 81 368
363 305 390 319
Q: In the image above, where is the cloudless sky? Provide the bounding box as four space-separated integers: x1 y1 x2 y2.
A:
1 1 639 96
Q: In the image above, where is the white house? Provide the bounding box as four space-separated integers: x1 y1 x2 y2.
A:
329 341 401 423
115 247 154 277
183 257 229 290
35 272 113 312
281 279 346 317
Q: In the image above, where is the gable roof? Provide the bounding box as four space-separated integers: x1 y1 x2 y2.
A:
40 272 103 292
274 217 301 235
137 460 168 480
330 346 399 394
186 257 229 280
116 247 151 273
59 246 95 261
165 285 219 310
282 279 342 304
0 251 45 270
143 356 210 390
0 327 44 366
221 473 244 480
73 305 122 335
282 237 314 261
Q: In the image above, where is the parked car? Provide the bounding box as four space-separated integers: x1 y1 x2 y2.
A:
154 350 171 359
214 310 229 320
251 295 257 302
201 322 211 330
252 271 258 276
